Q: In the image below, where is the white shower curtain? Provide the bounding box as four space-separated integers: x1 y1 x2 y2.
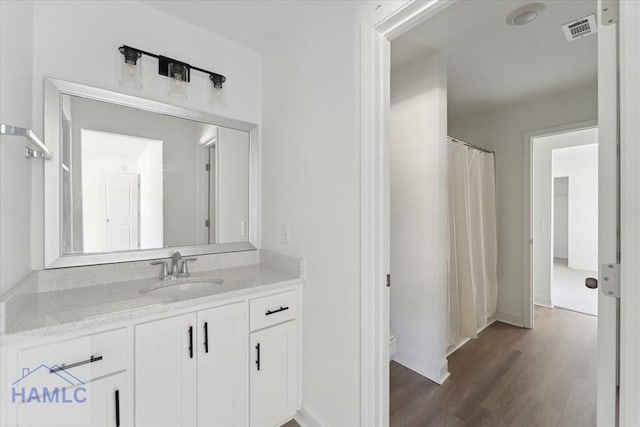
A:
447 139 498 346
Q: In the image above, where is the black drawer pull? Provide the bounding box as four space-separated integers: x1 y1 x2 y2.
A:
203 322 209 354
115 389 120 427
265 306 289 316
49 355 103 373
255 343 261 371
188 326 194 359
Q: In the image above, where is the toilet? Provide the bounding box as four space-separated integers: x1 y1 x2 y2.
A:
389 329 396 361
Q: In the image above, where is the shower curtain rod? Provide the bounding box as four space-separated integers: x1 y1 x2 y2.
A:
447 136 494 155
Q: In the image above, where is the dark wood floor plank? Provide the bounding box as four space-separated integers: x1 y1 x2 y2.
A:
390 307 596 427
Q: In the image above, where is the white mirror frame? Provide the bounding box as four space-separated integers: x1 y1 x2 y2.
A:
44 77 260 268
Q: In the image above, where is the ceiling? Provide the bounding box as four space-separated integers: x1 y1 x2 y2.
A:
142 0 309 51
391 0 598 118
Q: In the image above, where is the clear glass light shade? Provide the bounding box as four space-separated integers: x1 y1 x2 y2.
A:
168 63 188 99
210 84 227 107
119 50 142 89
209 73 227 108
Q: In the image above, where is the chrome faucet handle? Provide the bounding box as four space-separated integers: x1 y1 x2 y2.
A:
170 251 183 275
181 258 198 276
150 261 170 280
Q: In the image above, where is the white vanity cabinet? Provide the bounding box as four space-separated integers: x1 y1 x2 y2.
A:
15 371 127 427
3 285 300 427
134 302 248 427
249 291 299 427
9 328 129 427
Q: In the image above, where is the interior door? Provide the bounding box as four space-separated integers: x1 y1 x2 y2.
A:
105 172 139 251
597 0 620 424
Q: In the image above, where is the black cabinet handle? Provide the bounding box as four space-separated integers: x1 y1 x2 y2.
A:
203 322 209 354
265 306 289 316
49 355 103 373
114 389 120 427
188 326 194 359
255 343 261 371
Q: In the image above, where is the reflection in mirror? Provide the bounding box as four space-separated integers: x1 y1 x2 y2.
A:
61 94 249 255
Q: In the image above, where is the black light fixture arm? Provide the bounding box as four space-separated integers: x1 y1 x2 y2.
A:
118 45 226 84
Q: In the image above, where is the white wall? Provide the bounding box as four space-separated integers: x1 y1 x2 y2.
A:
389 53 449 383
0 0 34 295
554 177 569 259
260 2 409 425
29 0 262 269
553 144 598 271
216 127 250 243
449 83 597 322
531 128 597 306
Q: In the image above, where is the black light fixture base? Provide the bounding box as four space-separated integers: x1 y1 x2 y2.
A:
158 56 191 82
118 44 226 88
119 45 142 65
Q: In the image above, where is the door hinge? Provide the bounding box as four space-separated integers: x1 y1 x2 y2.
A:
386 274 391 287
205 219 210 228
601 263 621 298
601 0 619 25
205 163 210 172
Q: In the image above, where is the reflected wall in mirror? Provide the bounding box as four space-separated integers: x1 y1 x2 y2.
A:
60 94 250 255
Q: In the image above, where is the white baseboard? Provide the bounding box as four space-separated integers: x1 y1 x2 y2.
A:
295 406 324 427
494 310 524 328
393 350 450 384
534 296 553 308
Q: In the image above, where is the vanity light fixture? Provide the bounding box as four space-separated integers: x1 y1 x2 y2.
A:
209 73 227 107
168 61 189 99
118 46 143 88
118 45 227 106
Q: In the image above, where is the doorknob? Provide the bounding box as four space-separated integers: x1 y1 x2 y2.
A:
585 277 598 289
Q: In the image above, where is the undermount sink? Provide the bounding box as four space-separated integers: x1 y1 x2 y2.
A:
140 279 224 296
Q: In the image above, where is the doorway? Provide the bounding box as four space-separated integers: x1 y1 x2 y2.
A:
80 129 164 253
531 126 599 317
370 2 620 427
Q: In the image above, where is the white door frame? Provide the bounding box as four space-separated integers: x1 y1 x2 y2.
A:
523 120 598 328
360 0 640 426
360 1 454 425
618 2 640 424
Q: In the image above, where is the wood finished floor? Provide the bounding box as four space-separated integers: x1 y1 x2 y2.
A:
390 306 597 427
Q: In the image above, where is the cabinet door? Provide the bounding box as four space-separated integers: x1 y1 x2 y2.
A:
135 313 197 427
250 321 298 427
197 303 248 427
15 371 127 427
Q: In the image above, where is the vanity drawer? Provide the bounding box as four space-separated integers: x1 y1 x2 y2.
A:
16 328 127 382
250 290 297 331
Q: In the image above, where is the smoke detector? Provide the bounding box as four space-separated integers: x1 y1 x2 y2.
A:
562 14 598 41
506 3 546 26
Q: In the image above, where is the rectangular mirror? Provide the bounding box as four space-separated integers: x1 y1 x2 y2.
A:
44 78 257 268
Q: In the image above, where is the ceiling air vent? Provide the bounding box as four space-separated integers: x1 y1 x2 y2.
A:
562 14 598 41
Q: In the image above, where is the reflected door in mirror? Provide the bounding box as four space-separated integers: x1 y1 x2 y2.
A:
60 94 250 255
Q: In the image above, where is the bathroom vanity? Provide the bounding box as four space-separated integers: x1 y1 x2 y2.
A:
0 77 300 427
1 250 303 427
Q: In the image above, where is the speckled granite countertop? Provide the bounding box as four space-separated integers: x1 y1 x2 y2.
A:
0 250 303 339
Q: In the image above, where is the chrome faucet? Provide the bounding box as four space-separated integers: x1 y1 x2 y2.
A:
151 251 197 280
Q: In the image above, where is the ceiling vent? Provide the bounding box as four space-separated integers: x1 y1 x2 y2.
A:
562 14 598 41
